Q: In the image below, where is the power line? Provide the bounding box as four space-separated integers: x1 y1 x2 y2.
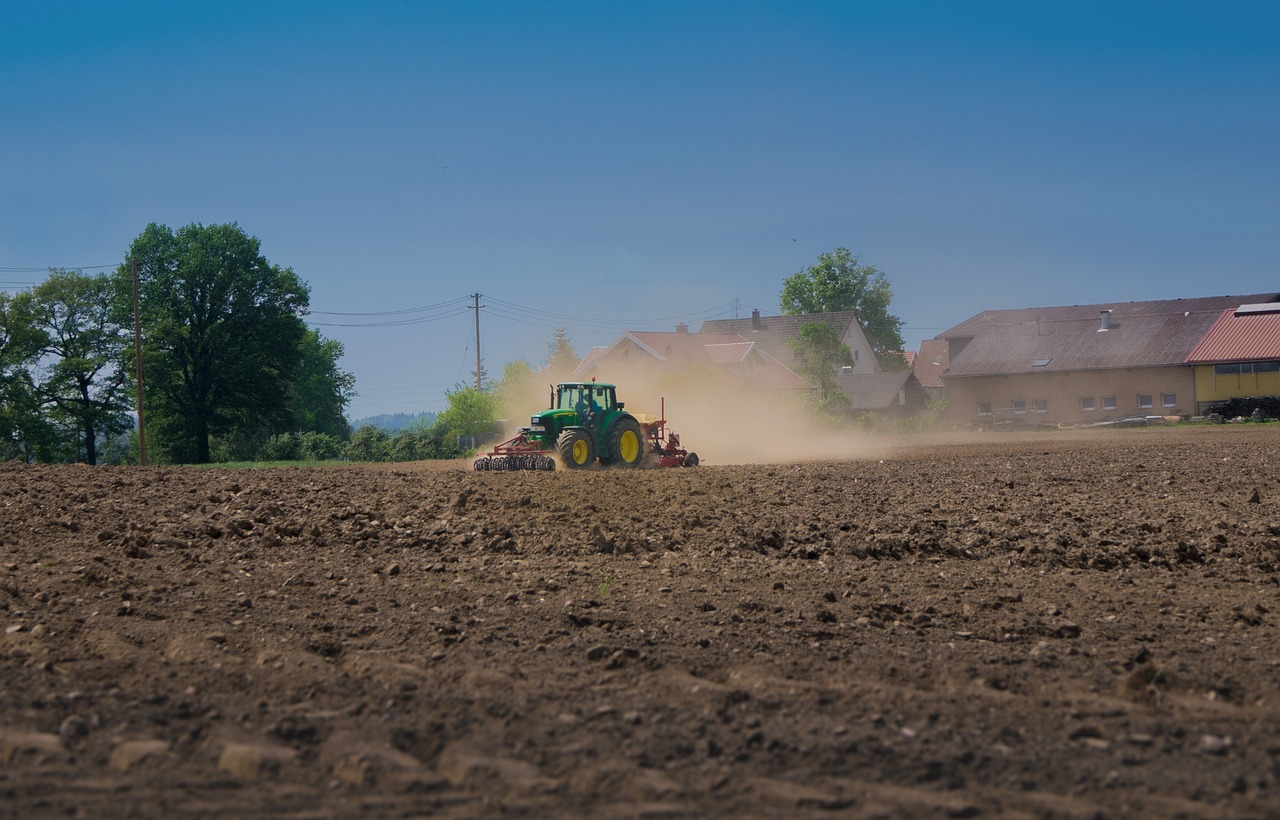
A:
309 296 470 317
0 264 117 272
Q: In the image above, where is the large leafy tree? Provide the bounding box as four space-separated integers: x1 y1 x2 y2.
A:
788 321 854 414
289 330 356 439
118 223 309 463
0 292 54 460
11 269 133 464
780 248 906 367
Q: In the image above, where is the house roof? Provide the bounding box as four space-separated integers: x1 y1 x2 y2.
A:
938 294 1280 378
573 329 812 390
699 312 864 367
913 339 949 388
834 371 920 411
1186 306 1280 363
626 331 752 361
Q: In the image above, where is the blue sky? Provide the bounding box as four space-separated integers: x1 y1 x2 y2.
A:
3 1 1276 418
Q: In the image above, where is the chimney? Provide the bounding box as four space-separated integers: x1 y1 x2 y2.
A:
1098 310 1112 331
751 309 761 330
675 323 688 334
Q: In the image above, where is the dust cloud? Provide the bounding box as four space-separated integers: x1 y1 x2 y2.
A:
564 363 890 466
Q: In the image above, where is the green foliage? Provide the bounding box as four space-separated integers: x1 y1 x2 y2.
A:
346 424 391 462
789 321 853 413
436 384 500 441
289 330 355 439
780 248 905 361
496 359 544 421
11 269 133 464
118 222 311 463
0 291 53 461
256 431 346 462
342 422 460 463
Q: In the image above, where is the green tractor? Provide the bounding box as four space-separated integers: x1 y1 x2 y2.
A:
474 381 647 471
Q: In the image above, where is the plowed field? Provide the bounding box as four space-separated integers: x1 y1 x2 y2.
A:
2 426 1279 817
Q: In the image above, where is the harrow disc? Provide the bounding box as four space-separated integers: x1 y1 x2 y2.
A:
479 455 557 472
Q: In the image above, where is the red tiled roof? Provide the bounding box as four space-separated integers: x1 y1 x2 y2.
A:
1186 307 1280 363
913 339 949 388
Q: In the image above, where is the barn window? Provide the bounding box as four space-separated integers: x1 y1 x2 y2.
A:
1080 397 1095 411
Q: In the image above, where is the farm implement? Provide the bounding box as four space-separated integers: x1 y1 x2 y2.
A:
473 381 698 471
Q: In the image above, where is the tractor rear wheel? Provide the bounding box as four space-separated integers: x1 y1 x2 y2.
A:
607 418 644 468
683 452 700 467
557 428 596 469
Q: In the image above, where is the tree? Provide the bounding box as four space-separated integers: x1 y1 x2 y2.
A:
118 223 309 463
0 292 53 461
496 359 542 421
289 330 355 439
544 327 579 381
788 321 854 414
12 269 133 464
435 384 499 446
780 248 906 367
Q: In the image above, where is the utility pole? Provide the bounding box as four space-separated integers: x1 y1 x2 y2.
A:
131 258 147 466
471 293 485 390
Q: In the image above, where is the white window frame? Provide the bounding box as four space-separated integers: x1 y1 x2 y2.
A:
1102 396 1118 411
1033 399 1048 414
1012 400 1027 415
1080 397 1096 412
1162 393 1176 407
1137 394 1153 409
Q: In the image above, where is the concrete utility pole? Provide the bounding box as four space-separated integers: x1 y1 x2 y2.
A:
131 258 147 466
471 293 485 390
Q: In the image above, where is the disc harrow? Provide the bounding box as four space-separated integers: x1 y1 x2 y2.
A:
473 431 557 472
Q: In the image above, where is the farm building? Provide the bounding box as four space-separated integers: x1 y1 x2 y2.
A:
699 310 880 375
935 293 1280 427
573 326 811 392
1186 303 1280 414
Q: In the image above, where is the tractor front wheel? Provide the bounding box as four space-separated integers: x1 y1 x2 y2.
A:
557 428 596 469
607 418 645 468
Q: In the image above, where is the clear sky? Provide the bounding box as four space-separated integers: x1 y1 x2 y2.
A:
3 1 1276 418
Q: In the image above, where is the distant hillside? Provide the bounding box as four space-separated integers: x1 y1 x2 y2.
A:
348 411 437 433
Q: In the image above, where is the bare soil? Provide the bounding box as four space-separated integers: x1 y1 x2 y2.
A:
2 425 1279 818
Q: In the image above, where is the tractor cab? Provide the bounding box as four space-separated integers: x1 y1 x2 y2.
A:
556 382 621 424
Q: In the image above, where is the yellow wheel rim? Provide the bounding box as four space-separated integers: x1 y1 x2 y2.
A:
571 439 589 464
619 430 640 463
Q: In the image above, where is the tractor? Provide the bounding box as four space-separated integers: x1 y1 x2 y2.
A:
473 381 698 471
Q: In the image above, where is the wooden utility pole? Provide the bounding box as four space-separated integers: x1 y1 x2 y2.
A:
471 293 484 390
131 258 147 465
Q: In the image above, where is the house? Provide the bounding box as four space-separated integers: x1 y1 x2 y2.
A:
912 339 950 402
936 293 1280 426
1186 302 1280 414
573 325 812 392
699 310 880 374
835 370 929 419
